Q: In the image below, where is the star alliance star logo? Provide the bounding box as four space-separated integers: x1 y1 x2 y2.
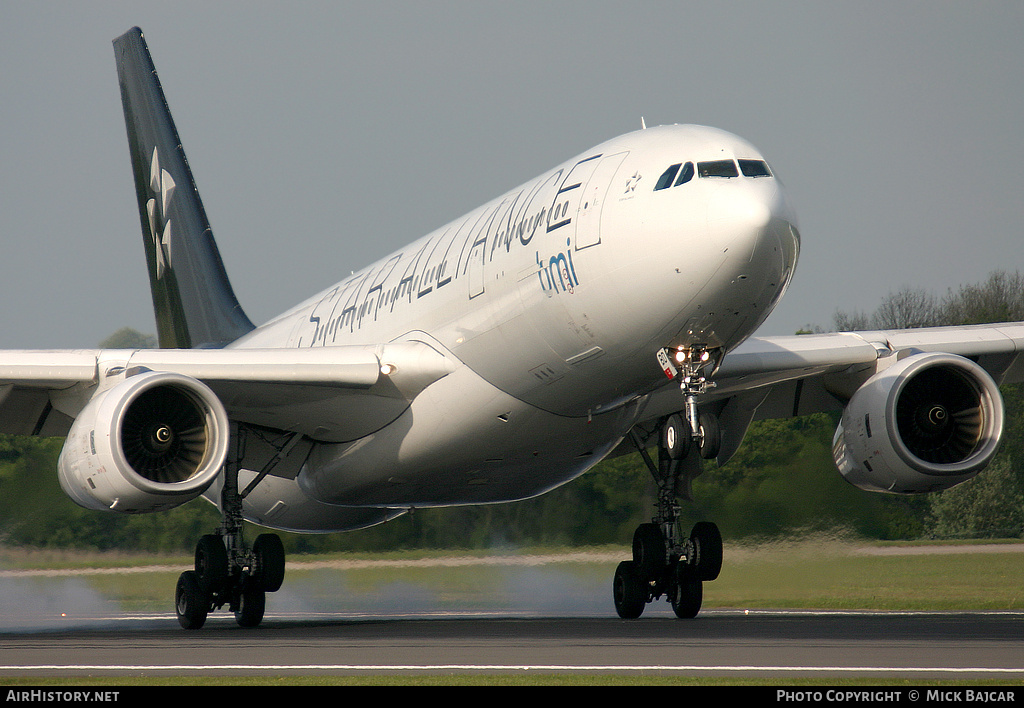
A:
146 146 175 279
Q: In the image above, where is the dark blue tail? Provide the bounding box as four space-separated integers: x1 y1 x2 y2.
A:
114 27 254 348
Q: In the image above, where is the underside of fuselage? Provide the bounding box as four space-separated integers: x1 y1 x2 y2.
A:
229 358 647 532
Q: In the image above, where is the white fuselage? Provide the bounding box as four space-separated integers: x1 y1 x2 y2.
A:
225 124 800 531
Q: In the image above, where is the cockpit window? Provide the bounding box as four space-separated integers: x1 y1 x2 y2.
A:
739 159 772 177
698 160 739 178
654 164 681 191
654 162 695 191
656 159 770 187
673 162 694 186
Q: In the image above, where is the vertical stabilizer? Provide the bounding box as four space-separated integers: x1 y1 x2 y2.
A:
114 27 254 348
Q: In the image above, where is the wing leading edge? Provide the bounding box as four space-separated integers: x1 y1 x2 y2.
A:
0 341 455 441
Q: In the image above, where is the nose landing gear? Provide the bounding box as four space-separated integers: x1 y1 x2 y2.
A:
613 345 724 619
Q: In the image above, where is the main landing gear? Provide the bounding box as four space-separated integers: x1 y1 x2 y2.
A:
175 532 284 629
175 426 290 629
613 345 724 620
613 503 723 620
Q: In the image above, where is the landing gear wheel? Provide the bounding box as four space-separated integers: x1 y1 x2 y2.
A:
662 413 691 460
234 588 266 628
195 534 228 596
632 523 664 581
252 533 286 592
697 413 721 460
671 565 703 619
691 521 723 581
613 561 647 619
175 570 209 630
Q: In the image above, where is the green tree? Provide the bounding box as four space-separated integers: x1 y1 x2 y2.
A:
928 457 1024 539
680 414 925 540
99 327 157 349
943 271 1024 325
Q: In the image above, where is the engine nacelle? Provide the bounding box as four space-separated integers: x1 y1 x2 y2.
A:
833 352 1003 494
58 371 230 513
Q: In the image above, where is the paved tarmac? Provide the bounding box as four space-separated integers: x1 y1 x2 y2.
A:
0 609 1022 680
1 548 1022 681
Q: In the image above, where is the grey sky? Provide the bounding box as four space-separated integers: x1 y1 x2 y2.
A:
1 1 1022 348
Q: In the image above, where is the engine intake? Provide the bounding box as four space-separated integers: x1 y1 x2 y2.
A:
58 371 230 513
833 352 1003 494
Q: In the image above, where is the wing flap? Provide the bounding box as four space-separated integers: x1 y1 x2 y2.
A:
0 350 101 389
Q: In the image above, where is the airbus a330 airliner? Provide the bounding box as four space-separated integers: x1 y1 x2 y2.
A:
3 28 1021 628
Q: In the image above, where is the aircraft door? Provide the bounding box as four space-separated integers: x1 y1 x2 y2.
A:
467 238 486 299
574 152 628 250
546 155 601 243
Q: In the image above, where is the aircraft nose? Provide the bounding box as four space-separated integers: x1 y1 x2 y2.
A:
702 182 800 331
706 181 798 263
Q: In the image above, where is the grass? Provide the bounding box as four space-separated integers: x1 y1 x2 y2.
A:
711 536 1024 611
3 536 1023 612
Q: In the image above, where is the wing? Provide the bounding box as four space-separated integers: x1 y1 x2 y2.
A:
638 322 1024 469
0 341 455 442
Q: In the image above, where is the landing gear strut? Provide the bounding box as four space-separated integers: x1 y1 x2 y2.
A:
175 425 290 629
613 345 724 620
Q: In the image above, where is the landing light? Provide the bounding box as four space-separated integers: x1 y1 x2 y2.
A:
674 348 711 364
380 364 396 376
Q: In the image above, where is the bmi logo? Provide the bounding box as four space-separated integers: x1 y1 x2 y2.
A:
146 146 174 279
535 238 580 295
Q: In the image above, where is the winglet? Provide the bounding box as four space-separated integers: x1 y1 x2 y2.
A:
113 27 254 349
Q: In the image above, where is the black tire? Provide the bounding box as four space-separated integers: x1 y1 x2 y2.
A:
195 534 229 596
698 413 721 460
252 533 286 593
613 561 647 619
691 521 723 581
234 588 266 628
662 413 691 460
631 523 664 581
671 565 703 619
175 570 209 630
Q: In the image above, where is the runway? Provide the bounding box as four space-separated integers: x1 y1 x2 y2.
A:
2 549 1024 681
1 610 1023 680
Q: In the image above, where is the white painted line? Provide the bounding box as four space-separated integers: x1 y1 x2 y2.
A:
0 664 1022 674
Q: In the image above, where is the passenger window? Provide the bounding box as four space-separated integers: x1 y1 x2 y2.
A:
673 162 695 186
739 159 772 177
654 164 681 191
698 160 738 178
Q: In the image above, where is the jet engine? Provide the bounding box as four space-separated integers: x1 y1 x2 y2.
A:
832 352 1003 494
58 371 230 513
